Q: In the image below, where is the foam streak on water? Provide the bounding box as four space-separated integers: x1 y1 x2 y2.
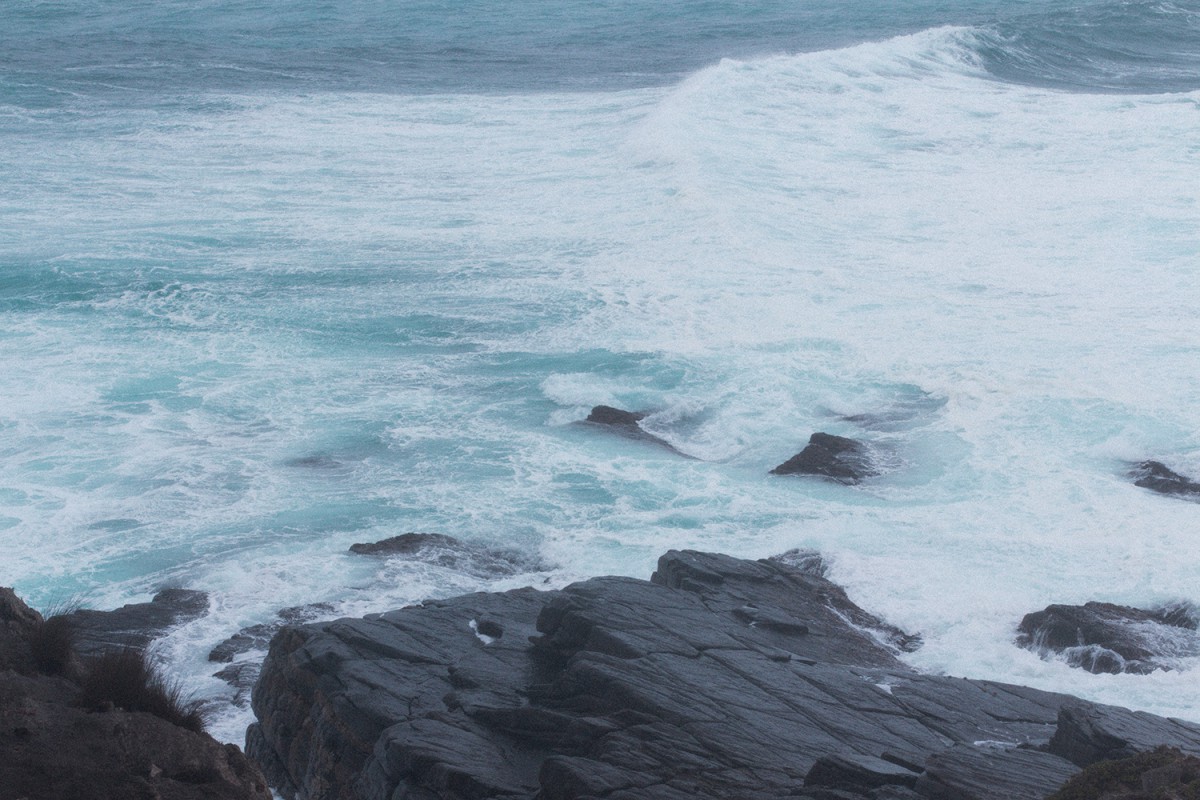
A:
2 14 1200 744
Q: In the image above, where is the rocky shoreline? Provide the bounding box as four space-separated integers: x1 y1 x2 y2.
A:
245 549 1200 800
5 538 1200 799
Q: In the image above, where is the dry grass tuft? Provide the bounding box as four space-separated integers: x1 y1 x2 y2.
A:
80 649 208 734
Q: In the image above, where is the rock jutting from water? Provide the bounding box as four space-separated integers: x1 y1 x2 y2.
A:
1016 601 1200 674
61 587 210 658
247 550 1200 800
348 532 548 578
1130 460 1200 499
582 405 693 458
771 431 877 483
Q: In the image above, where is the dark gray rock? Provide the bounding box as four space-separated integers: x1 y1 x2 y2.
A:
349 532 546 578
210 623 279 664
914 744 1078 800
209 603 335 664
213 661 262 707
583 405 693 458
249 551 1200 800
771 432 877 483
651 550 921 658
1048 703 1200 767
349 532 463 556
1131 460 1200 498
804 753 921 791
585 405 647 427
64 588 209 657
1016 601 1200 675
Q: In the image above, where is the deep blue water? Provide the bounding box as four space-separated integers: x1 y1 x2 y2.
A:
5 0 1200 97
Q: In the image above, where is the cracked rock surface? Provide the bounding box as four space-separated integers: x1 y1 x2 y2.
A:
248 551 1200 800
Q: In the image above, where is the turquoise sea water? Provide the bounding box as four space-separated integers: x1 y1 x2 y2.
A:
3 0 1200 743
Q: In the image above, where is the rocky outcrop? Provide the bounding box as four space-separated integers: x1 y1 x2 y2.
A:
582 405 692 458
64 588 210 658
1 587 270 800
1 587 44 673
771 432 877 483
248 550 1200 800
1 670 271 800
1017 601 1200 674
1130 460 1200 499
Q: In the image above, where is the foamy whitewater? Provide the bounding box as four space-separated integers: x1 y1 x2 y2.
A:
3 0 1199 744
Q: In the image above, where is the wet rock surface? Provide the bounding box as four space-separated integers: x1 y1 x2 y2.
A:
209 603 335 664
1131 460 1200 499
64 588 210 657
1017 601 1200 674
209 604 336 707
583 405 692 457
1 587 270 800
249 550 1200 800
348 532 547 578
772 432 877 483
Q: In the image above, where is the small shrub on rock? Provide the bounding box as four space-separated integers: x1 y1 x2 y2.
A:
29 614 76 675
80 649 208 733
1048 746 1200 800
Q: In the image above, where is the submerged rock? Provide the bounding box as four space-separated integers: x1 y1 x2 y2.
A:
348 532 546 578
583 404 693 457
1016 601 1200 674
839 390 946 432
247 550 1200 800
1131 460 1200 499
64 588 209 657
771 432 877 483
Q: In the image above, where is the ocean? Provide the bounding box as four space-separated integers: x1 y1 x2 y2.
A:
2 0 1199 744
